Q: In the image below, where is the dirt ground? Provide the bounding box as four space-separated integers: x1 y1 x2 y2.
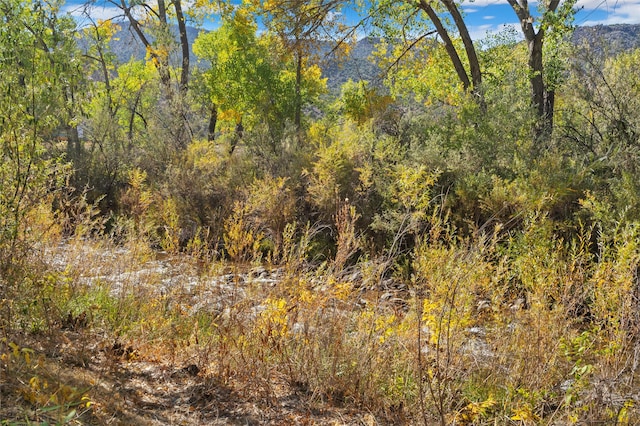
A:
1 330 384 425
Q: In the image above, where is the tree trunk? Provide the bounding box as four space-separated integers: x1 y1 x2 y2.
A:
66 125 81 160
294 48 302 138
172 0 191 148
529 33 545 121
208 104 218 142
230 119 243 154
507 0 561 145
527 27 555 144
158 0 167 23
417 0 471 91
441 0 482 91
173 0 190 91
127 90 143 152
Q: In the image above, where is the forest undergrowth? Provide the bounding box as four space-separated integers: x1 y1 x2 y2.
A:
3 197 640 425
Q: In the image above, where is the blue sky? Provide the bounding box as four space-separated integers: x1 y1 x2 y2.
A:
460 0 640 39
63 0 640 40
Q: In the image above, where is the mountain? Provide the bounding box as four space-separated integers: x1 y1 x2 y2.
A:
83 23 640 92
93 24 380 92
78 24 204 66
572 24 640 54
316 37 384 92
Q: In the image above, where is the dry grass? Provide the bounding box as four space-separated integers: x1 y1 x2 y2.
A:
3 210 640 425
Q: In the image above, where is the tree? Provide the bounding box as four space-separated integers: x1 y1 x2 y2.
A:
506 0 576 144
249 0 343 137
0 0 74 270
193 11 259 144
103 0 207 149
368 0 574 144
108 0 191 91
367 0 482 103
416 0 481 94
194 11 326 152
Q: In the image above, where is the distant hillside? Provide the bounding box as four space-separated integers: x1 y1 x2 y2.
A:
78 24 204 66
572 24 640 54
315 37 384 92
93 25 380 92
84 23 640 92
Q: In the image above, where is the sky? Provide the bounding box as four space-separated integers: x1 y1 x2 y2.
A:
62 0 640 41
461 0 640 39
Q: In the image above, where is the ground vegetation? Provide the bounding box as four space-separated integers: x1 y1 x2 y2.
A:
3 0 640 424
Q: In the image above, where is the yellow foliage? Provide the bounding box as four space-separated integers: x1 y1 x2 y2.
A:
297 286 316 305
307 121 331 147
381 38 466 106
587 223 640 344
219 109 242 124
510 405 540 423
617 400 634 424
257 297 289 339
23 198 62 243
145 44 169 63
415 242 480 346
332 280 353 302
451 397 497 424
391 164 438 211
374 313 397 344
121 168 154 232
303 63 327 96
355 308 407 346
159 197 181 254
96 19 120 39
223 203 264 262
188 139 224 172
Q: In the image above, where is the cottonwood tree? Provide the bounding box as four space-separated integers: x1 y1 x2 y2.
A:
107 0 191 91
101 0 221 148
0 0 76 270
193 12 259 146
367 0 574 145
249 0 343 138
367 0 482 105
506 0 576 144
194 10 326 153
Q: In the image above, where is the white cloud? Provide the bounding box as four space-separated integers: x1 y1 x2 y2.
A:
327 10 343 21
63 3 124 24
469 22 522 40
462 0 510 7
468 23 499 40
461 0 640 31
576 0 640 24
